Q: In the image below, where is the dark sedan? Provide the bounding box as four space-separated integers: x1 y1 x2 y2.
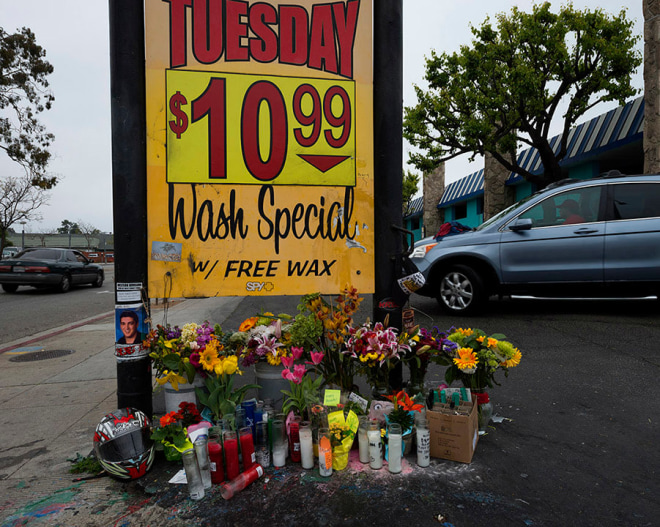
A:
0 248 104 293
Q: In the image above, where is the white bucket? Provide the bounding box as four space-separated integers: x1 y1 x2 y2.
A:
163 380 198 414
254 362 289 411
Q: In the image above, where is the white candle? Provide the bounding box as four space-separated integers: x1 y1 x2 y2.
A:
358 428 370 463
416 428 430 467
367 429 382 469
388 433 402 473
299 427 314 469
272 443 287 468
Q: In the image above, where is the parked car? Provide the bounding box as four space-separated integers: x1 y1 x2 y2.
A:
1 247 21 259
0 247 104 293
411 173 660 314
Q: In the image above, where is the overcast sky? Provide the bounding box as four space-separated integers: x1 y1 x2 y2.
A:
1 0 644 233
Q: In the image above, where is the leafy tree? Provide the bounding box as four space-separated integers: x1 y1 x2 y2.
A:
402 170 420 213
1 27 56 188
403 3 642 189
0 27 56 252
57 219 80 234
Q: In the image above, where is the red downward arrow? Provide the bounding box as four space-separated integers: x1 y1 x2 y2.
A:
298 154 350 173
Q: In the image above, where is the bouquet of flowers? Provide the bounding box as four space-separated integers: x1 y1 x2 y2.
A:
191 331 260 422
229 313 294 367
150 401 202 453
327 405 358 470
444 327 522 390
344 320 411 394
402 326 454 392
293 286 363 392
280 346 324 420
384 390 424 434
145 321 221 388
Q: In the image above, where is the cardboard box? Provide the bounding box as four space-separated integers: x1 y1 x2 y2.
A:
427 399 479 463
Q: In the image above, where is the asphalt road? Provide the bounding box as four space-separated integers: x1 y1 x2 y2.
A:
0 264 115 345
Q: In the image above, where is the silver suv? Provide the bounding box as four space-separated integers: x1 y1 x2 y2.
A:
411 173 660 314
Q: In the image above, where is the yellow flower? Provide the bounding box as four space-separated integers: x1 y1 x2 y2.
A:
503 349 522 368
458 328 473 337
156 370 188 390
453 347 478 370
164 339 177 349
266 353 282 366
199 347 220 372
214 360 224 375
223 356 239 375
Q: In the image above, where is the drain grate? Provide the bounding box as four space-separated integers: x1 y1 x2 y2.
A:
9 349 75 362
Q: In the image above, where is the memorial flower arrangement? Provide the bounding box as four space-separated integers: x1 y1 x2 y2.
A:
280 346 324 419
384 390 424 434
150 401 201 452
403 326 453 392
344 320 411 394
145 321 221 388
192 333 260 422
444 327 522 390
231 313 294 367
294 286 363 391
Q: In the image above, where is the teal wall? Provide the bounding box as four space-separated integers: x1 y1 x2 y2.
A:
445 198 483 228
404 215 424 242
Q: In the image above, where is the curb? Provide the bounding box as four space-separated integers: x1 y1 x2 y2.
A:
0 310 115 355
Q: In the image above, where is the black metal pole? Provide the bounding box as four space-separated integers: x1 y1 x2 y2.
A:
373 0 404 390
109 0 152 416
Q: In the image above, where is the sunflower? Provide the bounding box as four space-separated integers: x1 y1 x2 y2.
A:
199 346 220 372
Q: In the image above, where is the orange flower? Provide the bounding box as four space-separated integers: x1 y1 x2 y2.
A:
239 316 258 332
385 390 424 412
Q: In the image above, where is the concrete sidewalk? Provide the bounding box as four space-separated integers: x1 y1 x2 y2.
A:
0 297 245 526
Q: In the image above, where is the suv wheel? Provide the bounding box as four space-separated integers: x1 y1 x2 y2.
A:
437 265 486 315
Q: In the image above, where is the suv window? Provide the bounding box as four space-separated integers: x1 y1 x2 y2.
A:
517 186 602 228
611 183 660 220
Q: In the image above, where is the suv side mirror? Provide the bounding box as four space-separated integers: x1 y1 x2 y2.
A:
509 218 533 232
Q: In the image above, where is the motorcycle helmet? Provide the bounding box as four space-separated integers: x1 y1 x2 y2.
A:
93 407 155 480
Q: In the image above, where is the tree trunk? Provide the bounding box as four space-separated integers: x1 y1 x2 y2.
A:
644 0 660 174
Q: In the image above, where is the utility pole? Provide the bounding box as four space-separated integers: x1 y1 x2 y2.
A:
109 0 152 417
373 0 404 390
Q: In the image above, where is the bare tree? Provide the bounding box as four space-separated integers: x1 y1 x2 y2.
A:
0 171 48 251
77 220 100 249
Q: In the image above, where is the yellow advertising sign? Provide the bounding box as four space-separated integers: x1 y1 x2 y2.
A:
167 70 356 186
145 0 373 298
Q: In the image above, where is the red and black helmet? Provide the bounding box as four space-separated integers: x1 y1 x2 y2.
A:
93 408 155 480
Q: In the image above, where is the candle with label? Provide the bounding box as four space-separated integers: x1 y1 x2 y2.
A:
208 437 224 483
288 416 302 463
367 419 383 470
318 427 332 477
239 426 256 470
416 419 431 467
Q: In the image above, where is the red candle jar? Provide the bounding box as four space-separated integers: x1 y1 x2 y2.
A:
208 438 224 484
239 426 256 471
288 416 302 463
223 430 240 481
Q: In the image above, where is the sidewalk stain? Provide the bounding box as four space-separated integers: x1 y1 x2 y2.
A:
0 487 80 527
